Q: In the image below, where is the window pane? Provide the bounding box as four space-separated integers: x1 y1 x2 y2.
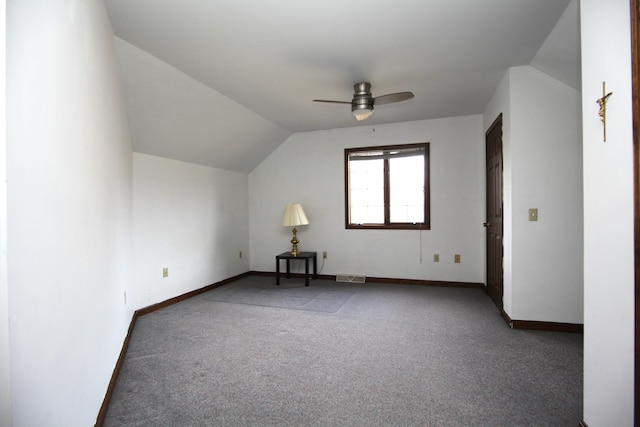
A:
389 156 424 223
345 143 429 230
349 159 384 224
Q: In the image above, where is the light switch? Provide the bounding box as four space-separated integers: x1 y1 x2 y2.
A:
529 208 538 221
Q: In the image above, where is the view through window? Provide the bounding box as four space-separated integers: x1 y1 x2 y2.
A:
345 143 430 229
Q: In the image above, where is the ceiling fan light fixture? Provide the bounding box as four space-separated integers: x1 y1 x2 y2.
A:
353 107 374 121
313 81 412 122
352 93 375 121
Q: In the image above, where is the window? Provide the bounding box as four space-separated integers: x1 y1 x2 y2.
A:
345 142 430 230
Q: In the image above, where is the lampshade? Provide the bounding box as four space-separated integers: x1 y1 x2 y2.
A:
281 203 309 227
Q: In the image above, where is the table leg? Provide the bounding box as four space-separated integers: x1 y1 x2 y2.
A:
286 259 291 278
313 254 318 279
276 257 280 285
305 258 309 286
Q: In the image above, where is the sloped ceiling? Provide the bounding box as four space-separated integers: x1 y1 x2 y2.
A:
116 40 291 173
530 0 581 91
106 0 579 173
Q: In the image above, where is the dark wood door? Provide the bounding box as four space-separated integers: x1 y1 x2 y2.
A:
486 114 504 311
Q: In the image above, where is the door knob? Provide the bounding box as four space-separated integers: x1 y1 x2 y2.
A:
483 222 491 227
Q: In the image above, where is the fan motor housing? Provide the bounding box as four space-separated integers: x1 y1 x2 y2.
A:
352 82 374 112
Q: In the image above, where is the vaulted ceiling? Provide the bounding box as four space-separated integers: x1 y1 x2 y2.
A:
105 0 579 173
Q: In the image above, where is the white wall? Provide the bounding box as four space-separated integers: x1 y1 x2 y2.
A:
6 1 133 425
581 0 635 424
132 153 249 309
483 65 583 325
0 1 9 424
510 65 583 324
249 116 485 284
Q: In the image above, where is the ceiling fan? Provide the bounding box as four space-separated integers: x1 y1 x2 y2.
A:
313 82 414 121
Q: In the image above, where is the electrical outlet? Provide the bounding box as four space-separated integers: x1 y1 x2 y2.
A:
162 267 168 278
434 254 440 262
323 251 327 259
454 254 461 263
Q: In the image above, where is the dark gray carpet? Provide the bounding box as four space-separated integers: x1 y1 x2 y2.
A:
103 276 582 426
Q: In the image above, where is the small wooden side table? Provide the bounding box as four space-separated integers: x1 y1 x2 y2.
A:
275 251 318 286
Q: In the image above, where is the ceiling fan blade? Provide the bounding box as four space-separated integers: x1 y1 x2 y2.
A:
374 91 414 105
313 99 352 104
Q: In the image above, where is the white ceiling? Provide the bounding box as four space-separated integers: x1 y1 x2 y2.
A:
105 0 579 173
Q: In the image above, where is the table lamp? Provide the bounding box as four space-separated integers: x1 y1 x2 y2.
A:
281 203 309 256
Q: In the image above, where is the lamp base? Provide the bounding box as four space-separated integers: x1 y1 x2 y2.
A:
289 227 300 256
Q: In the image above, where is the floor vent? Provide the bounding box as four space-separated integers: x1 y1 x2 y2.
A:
336 274 366 283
